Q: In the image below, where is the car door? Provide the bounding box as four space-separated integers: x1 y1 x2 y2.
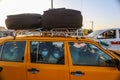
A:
109 29 120 50
27 41 69 80
68 42 120 80
0 41 26 80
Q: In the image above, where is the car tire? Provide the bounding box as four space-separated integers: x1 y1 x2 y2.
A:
5 14 42 30
42 8 83 30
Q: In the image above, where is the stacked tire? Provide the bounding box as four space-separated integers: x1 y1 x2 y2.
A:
42 8 83 30
5 8 83 30
5 14 42 30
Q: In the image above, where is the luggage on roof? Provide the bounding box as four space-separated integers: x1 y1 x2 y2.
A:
42 8 83 30
5 8 83 30
5 13 42 30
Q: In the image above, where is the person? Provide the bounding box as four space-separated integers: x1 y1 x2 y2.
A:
107 31 114 39
39 47 50 63
103 32 107 39
2 45 19 61
31 48 38 62
69 43 82 64
48 47 63 64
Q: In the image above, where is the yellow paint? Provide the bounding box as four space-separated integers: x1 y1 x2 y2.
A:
0 36 119 80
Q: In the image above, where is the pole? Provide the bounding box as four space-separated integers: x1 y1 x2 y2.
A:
80 0 83 12
91 21 94 31
51 0 53 9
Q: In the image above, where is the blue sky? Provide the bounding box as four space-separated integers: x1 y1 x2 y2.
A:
0 0 120 30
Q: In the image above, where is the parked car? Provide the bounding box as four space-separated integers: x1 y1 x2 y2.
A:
0 31 120 80
88 28 120 51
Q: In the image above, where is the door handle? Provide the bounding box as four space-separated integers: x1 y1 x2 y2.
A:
0 67 3 72
71 71 85 76
27 68 40 74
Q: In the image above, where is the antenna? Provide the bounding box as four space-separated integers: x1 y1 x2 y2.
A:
80 0 83 12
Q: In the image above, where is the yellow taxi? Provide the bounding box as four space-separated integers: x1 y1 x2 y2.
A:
0 31 120 80
109 50 120 58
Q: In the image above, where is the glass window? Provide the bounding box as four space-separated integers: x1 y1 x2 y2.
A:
69 42 115 67
98 30 116 39
0 41 26 62
0 44 3 56
30 41 64 64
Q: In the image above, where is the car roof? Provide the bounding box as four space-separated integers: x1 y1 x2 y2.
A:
96 27 120 31
88 27 120 38
0 35 96 43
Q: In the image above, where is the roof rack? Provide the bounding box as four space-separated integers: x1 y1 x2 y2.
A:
11 28 84 39
22 28 83 36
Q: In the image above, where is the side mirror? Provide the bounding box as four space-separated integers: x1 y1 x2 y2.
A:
114 59 120 70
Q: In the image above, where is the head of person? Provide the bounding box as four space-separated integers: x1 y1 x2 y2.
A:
41 47 49 57
52 48 61 59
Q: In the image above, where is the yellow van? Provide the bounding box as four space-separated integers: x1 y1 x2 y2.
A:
0 31 120 80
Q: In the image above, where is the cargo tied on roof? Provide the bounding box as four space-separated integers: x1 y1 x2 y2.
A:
5 13 42 30
5 8 83 31
42 8 83 30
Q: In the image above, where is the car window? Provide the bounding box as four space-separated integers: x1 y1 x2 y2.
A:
69 42 115 67
88 30 103 37
0 41 26 62
98 30 116 39
0 44 3 55
30 41 64 65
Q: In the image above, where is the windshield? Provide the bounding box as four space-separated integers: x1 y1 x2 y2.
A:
88 30 103 37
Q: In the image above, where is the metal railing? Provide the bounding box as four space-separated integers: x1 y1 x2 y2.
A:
10 28 84 39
